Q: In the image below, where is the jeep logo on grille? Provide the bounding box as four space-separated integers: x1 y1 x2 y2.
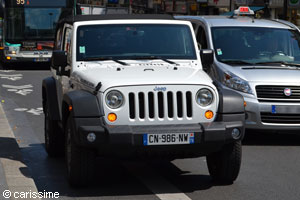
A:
154 86 167 92
284 88 292 96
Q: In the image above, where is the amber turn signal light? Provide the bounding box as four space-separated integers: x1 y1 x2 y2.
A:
205 110 214 119
108 113 117 122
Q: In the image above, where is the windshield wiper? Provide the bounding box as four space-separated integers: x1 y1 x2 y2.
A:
221 60 254 65
254 61 300 67
130 56 178 65
83 57 128 66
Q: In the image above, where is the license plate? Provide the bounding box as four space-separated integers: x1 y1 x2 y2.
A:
143 133 195 146
34 58 49 62
272 105 300 114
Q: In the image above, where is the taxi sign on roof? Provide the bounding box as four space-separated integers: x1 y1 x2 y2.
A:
234 6 254 16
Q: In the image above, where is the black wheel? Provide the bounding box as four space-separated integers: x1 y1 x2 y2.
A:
206 141 242 184
65 116 96 187
44 103 64 157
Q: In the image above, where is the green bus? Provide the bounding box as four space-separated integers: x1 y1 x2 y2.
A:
0 0 75 64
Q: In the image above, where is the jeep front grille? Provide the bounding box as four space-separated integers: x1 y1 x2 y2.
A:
129 91 193 120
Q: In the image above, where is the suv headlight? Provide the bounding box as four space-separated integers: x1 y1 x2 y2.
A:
221 71 253 94
196 89 214 107
105 90 124 109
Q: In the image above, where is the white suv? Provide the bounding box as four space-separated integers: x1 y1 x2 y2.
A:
42 14 245 187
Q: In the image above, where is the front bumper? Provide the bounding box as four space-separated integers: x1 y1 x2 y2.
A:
244 96 300 131
72 117 244 158
3 52 51 63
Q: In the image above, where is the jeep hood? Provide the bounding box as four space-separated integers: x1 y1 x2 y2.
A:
72 64 213 92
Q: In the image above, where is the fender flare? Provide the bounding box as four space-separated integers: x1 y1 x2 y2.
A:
217 87 245 114
42 77 61 121
62 90 103 125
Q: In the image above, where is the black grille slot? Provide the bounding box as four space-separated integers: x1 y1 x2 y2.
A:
177 92 183 118
129 93 135 119
186 91 193 117
167 92 174 118
261 112 300 124
256 85 300 100
158 92 164 118
148 92 155 119
138 92 145 119
127 89 194 121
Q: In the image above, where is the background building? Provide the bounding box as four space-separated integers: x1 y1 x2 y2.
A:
77 0 300 25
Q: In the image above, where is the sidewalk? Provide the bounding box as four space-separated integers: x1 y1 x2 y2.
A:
0 158 8 198
0 103 40 200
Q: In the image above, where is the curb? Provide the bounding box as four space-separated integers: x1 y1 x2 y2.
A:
0 103 40 200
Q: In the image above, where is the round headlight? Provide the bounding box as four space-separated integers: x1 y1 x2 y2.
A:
196 89 213 107
105 90 124 109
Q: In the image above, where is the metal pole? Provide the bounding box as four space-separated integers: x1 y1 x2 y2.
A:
173 0 175 12
129 0 132 14
283 0 288 20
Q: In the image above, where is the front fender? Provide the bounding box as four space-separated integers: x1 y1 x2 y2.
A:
217 87 245 114
62 90 103 123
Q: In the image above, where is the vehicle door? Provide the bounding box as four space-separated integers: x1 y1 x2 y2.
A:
191 21 209 51
191 20 217 78
54 24 73 111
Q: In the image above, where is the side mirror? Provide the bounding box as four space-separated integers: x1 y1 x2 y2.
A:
51 50 67 70
200 49 214 72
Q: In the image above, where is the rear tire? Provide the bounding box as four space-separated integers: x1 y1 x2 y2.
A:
206 141 242 184
44 103 64 157
65 116 96 187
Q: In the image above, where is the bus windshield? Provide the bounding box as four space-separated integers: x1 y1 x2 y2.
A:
5 7 67 42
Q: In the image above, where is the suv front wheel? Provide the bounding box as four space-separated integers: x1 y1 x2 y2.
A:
65 116 96 187
206 141 242 184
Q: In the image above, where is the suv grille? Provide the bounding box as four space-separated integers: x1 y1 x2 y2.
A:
261 112 300 124
129 91 193 120
256 85 300 100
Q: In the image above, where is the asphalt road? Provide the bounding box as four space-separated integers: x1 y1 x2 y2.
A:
0 63 300 200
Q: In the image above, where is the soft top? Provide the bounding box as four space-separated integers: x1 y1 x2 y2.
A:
59 14 174 25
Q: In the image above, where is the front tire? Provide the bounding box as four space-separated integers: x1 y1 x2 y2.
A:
44 103 64 157
65 116 96 187
206 141 242 184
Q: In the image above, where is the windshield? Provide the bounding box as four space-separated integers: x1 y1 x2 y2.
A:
76 24 196 61
212 27 300 65
6 8 66 42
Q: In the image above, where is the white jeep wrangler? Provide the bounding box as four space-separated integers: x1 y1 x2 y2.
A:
42 15 245 187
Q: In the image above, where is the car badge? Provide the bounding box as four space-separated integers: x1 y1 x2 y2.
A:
153 86 167 92
284 88 292 96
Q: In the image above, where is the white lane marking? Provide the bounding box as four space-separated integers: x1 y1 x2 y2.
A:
27 108 43 116
0 70 15 73
2 84 32 89
14 108 28 112
2 84 33 96
124 162 192 200
0 73 23 81
14 107 43 116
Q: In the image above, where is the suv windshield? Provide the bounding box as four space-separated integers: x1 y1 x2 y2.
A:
212 27 300 66
6 8 67 42
76 24 196 61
